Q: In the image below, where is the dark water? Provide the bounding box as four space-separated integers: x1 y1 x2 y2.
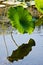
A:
0 31 43 65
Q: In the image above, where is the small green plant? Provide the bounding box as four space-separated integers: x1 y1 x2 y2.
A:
8 6 35 34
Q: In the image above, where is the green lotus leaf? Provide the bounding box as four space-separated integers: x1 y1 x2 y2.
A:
8 6 35 34
35 0 43 14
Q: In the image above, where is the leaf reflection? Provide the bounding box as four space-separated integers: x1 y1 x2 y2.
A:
7 38 36 62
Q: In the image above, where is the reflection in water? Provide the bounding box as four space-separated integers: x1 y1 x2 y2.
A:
0 23 18 56
7 38 35 62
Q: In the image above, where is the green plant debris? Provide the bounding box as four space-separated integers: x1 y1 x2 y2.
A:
35 17 43 26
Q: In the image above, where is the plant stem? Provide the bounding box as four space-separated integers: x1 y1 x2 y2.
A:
3 34 9 57
2 23 9 57
11 32 18 47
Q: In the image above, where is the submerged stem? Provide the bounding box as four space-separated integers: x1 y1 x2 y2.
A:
2 22 9 57
3 34 9 57
11 32 18 47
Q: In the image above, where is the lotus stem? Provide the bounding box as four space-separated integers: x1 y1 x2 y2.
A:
11 32 18 47
2 22 9 57
3 34 9 57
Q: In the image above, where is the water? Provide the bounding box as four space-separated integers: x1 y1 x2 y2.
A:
0 31 43 65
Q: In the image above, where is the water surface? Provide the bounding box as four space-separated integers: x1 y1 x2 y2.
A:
0 32 43 65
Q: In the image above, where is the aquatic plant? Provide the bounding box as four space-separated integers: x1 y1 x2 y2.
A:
7 38 35 62
35 17 43 26
35 0 43 14
8 6 35 34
